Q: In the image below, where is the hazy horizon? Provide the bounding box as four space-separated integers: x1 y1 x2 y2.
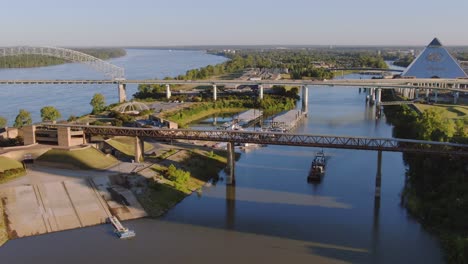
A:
2 0 468 46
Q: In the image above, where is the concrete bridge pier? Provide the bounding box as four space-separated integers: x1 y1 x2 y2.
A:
434 89 438 103
165 84 171 99
375 88 382 105
23 125 36 145
134 136 144 162
415 89 419 99
369 88 375 105
375 150 382 199
259 85 264 100
454 92 459 104
118 83 127 103
213 84 217 101
301 85 309 115
425 89 430 98
365 88 370 103
226 142 236 185
57 127 72 147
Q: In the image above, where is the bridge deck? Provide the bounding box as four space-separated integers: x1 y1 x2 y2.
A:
0 79 467 92
40 124 468 155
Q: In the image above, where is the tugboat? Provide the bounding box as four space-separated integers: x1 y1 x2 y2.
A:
307 151 326 182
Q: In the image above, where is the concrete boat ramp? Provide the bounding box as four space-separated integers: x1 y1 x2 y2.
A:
0 171 146 239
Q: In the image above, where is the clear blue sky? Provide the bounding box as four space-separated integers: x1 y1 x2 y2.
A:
2 0 468 46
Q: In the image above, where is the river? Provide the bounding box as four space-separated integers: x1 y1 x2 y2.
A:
0 52 444 263
0 49 228 125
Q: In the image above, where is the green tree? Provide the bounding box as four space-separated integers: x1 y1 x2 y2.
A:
40 106 61 122
13 109 32 128
90 93 106 114
416 108 455 141
0 116 6 128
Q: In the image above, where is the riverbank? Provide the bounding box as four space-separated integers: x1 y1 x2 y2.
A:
132 145 229 217
164 106 247 128
0 202 7 246
382 89 468 263
162 95 297 128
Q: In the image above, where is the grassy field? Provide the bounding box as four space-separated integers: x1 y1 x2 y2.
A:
0 156 25 184
414 103 468 119
37 147 118 170
136 149 228 217
164 107 247 127
0 202 7 246
0 157 23 172
106 137 153 157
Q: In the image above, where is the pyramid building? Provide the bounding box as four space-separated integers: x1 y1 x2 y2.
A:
402 38 468 78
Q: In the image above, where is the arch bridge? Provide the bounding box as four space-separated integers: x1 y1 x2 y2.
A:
0 46 125 80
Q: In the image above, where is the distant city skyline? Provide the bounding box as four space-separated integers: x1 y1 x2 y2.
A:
2 0 468 47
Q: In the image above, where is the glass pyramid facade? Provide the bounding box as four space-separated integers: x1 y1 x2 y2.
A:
402 38 467 78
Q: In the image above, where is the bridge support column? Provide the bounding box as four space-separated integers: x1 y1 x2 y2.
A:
454 92 459 104
369 88 375 105
434 89 438 103
23 125 36 145
134 136 144 163
166 84 171 99
259 85 264 100
57 127 72 147
425 89 429 98
375 88 381 105
375 151 382 199
415 89 419 99
301 85 308 115
226 142 235 185
118 83 127 103
213 84 217 101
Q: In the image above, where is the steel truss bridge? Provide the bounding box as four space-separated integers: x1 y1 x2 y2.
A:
45 124 468 155
0 46 124 79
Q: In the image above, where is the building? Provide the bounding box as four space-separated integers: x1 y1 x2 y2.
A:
402 38 468 79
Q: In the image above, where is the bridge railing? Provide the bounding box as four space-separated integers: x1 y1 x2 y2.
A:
38 124 468 155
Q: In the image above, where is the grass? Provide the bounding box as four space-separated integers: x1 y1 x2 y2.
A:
136 149 228 217
106 137 153 157
165 107 247 127
37 147 118 170
156 149 178 160
414 103 468 119
0 156 26 184
0 202 7 247
0 157 23 172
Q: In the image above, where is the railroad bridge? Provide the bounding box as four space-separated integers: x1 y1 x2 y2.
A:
23 124 468 197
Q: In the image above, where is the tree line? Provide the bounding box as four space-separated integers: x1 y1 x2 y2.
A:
382 90 468 263
0 93 111 128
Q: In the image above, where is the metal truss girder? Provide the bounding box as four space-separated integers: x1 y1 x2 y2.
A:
0 46 124 79
37 124 468 156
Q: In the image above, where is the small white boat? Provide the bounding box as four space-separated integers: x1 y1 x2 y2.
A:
116 228 136 239
108 216 135 239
